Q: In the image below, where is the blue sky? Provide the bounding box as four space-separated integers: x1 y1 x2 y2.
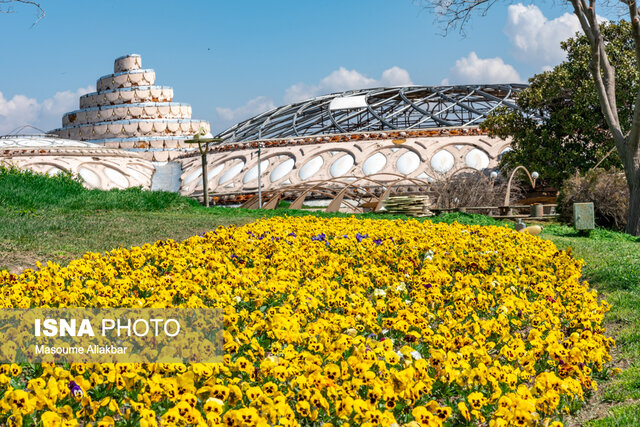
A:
0 0 586 134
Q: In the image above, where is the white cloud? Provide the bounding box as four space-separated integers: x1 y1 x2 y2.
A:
504 4 581 70
380 66 413 87
319 68 377 93
0 86 94 135
215 96 275 122
284 66 413 103
0 94 39 133
283 83 318 106
442 52 522 85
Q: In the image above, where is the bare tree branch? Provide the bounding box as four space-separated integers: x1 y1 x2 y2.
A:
416 0 500 35
0 0 45 26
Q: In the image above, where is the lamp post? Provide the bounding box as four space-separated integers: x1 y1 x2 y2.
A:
185 129 222 207
257 142 264 209
503 166 539 208
490 170 498 192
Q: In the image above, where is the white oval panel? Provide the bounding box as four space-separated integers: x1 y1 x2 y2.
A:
19 140 45 147
46 167 64 176
270 158 295 183
362 152 386 175
396 151 420 175
78 167 100 188
184 168 201 185
416 172 434 182
243 160 269 184
104 167 129 188
430 150 455 174
208 164 224 179
330 153 354 177
126 166 150 185
298 156 324 180
498 147 513 161
218 160 245 185
184 163 224 186
465 149 490 170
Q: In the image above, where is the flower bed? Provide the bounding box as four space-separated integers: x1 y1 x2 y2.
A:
0 217 613 426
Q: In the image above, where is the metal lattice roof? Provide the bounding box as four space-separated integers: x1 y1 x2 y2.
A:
0 134 95 148
216 84 526 142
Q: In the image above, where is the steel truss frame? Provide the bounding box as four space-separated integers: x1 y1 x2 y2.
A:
217 85 526 142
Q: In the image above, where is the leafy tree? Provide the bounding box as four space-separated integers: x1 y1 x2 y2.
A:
482 21 635 188
424 0 640 236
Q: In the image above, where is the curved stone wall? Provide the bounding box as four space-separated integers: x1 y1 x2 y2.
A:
178 129 511 197
0 136 154 190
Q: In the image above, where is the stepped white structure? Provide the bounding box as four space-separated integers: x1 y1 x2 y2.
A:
51 54 209 162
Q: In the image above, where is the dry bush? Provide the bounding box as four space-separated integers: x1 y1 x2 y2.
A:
558 168 629 230
430 172 523 210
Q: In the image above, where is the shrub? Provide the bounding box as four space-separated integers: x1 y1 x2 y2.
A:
430 172 523 209
558 168 629 230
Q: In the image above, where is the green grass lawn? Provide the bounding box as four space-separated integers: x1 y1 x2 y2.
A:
538 226 640 425
1 166 639 424
0 165 501 272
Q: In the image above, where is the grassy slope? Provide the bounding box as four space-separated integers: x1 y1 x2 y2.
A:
538 226 640 425
0 166 501 271
1 167 639 424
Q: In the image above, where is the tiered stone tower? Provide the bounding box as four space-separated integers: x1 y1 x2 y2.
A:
52 54 209 161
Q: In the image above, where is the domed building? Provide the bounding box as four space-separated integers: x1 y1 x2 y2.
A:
22 54 525 207
179 84 524 206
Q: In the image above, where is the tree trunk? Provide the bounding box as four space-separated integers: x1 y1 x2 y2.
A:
627 174 640 235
